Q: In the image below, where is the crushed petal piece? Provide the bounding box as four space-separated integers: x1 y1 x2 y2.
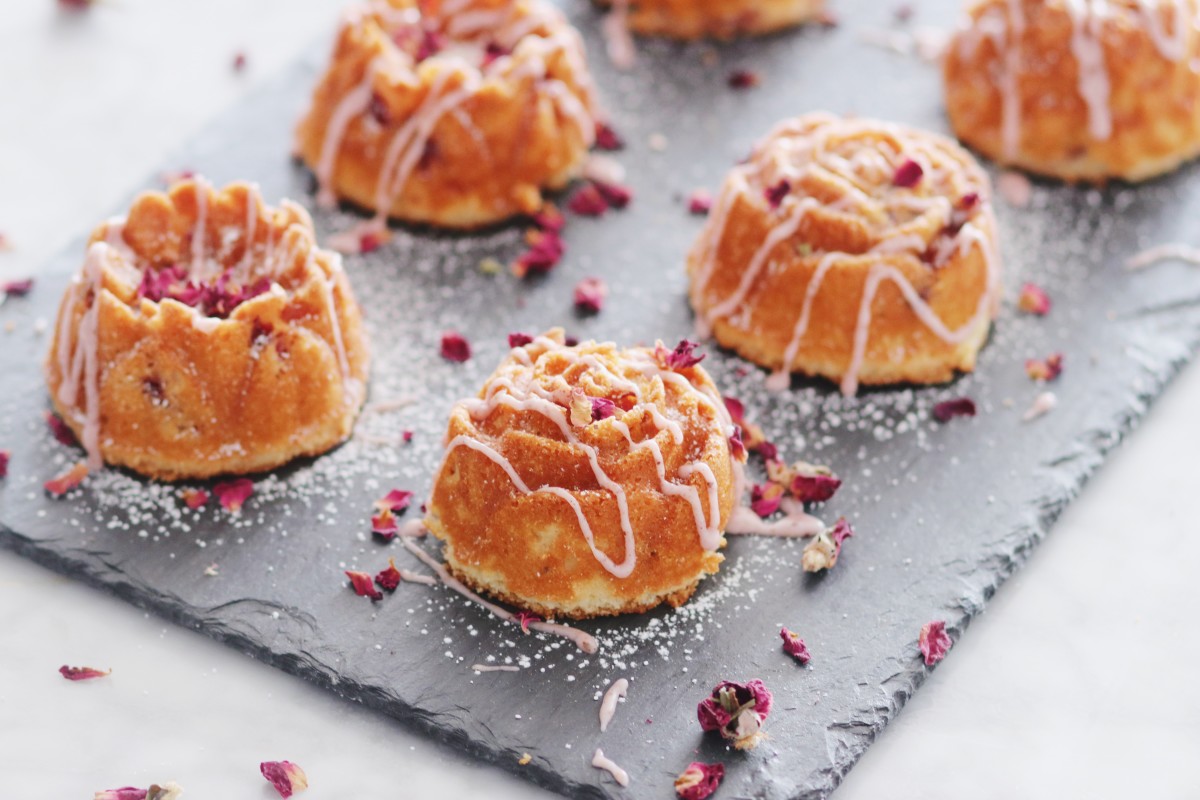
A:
654 339 705 371
674 761 725 800
932 397 976 423
514 610 542 634
801 517 853 572
181 489 209 510
590 397 617 421
47 412 79 446
687 189 713 215
203 564 219 577
1025 352 1064 382
374 489 413 514
594 121 625 151
750 482 785 518
440 331 472 362
260 760 308 798
697 679 772 750
375 558 402 592
93 789 147 800
45 461 88 496
508 332 534 348
345 570 383 601
919 620 952 666
3 278 34 297
213 478 254 512
727 69 760 89
0 449 8 478
1018 282 1052 315
531 203 565 233
728 426 746 461
723 396 767 452
780 628 811 664
573 276 607 314
371 508 399 540
60 665 111 681
893 158 924 188
511 228 565 277
764 179 791 209
567 183 609 217
592 179 632 209
478 256 503 274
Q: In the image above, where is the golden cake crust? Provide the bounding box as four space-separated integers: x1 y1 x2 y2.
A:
295 0 598 231
44 180 369 481
425 331 742 619
944 0 1200 182
687 113 1002 396
599 0 826 40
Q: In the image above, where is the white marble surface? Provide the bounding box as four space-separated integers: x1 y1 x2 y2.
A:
2 2 1199 797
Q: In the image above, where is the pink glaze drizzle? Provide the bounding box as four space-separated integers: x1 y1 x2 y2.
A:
591 749 630 787
599 677 628 732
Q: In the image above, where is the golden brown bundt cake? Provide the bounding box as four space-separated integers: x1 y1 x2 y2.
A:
687 112 1002 396
598 0 826 42
295 0 599 233
45 179 369 480
944 0 1200 182
424 330 746 619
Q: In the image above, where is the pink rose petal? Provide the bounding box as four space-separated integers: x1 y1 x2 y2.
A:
687 190 713 215
674 761 725 800
260 760 309 798
573 276 607 314
508 332 534 348
181 489 209 510
213 478 254 512
3 278 33 297
764 179 791 209
780 627 811 664
594 121 625 151
375 559 402 592
346 570 383 601
567 183 609 217
919 620 952 666
1018 282 1052 315
514 610 542 634
893 158 924 188
728 69 760 89
932 397 976 423
60 665 110 681
655 339 705 371
0 450 9 479
440 331 471 362
47 412 79 446
45 462 88 496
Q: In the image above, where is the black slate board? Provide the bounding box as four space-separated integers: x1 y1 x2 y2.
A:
4 2 1200 797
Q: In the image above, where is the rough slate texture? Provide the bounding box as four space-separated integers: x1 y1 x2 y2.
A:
4 2 1200 797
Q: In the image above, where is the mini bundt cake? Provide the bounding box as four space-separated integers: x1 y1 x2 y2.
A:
944 0 1200 182
598 0 825 41
687 113 1002 396
424 330 745 619
295 0 599 232
45 179 369 480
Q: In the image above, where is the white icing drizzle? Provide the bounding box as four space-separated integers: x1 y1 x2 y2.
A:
598 678 628 732
694 115 1001 397
398 536 600 653
1125 242 1200 270
1065 0 1114 142
471 664 520 673
591 749 630 787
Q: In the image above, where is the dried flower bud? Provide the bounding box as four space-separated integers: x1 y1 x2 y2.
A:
697 679 773 750
674 761 725 800
1018 282 1051 315
750 482 785 517
802 517 853 572
1025 353 1064 382
654 339 705 371
687 190 713 215
780 628 811 664
573 276 607 314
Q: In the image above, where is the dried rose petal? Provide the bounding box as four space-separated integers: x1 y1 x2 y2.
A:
260 760 308 798
60 665 110 681
750 482 784 518
213 478 254 512
440 331 471 362
359 230 383 254
594 121 625 151
0 449 9 479
569 388 593 428
697 679 772 750
3 278 33 297
93 789 147 800
511 228 565 277
346 570 383 601
532 204 565 233
780 627 811 664
590 397 617 421
573 276 607 314
45 462 88 496
728 69 760 89
655 339 705 371
674 762 725 800
514 610 542 634
58 0 96 11
1025 352 1064 382
508 332 534 348
893 158 924 188
593 179 633 210
764 179 791 209
919 620 952 666
567 183 609 217
801 517 853 572
232 51 247 72
402 429 414 443
789 464 842 503
723 396 768 453
181 488 208 510
932 397 976 423
374 489 413 514
375 558 402 592
687 190 713 215
1018 282 1052 315
372 509 399 540
728 426 746 461
47 412 79 446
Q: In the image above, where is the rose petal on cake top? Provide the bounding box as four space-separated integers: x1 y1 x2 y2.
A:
655 339 705 371
674 762 725 800
514 610 542 634
532 204 565 233
893 158 924 188
728 69 761 89
1025 352 1064 382
213 478 254 512
47 412 79 446
919 620 952 666
508 332 534 348
181 489 208 510
594 121 625 151
45 462 88 496
687 189 713 215
573 277 608 314
697 679 773 750
345 570 383 601
260 760 308 798
1018 282 1052 315
932 397 976 423
723 396 768 453
375 558 402 592
764 179 791 209
780 628 811 664
590 397 617 421
60 665 111 681
440 331 472 362
2 278 33 297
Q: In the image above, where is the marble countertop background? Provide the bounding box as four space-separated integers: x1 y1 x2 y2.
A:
1 1 1197 797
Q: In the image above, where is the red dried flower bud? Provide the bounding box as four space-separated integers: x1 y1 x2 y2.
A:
687 189 713 215
45 462 88 496
346 570 383 601
573 276 607 314
893 158 924 188
402 429 414 443
60 665 111 681
674 762 725 800
508 332 534 348
919 620 952 666
181 489 208 510
260 760 308 798
213 478 254 512
58 0 97 11
696 679 773 750
655 339 705 371
375 558 402 592
482 41 510 68
1018 282 1052 315
728 69 760 89
932 397 976 423
764 179 791 209
780 627 811 664
594 121 625 151
440 331 471 362
415 28 446 62
567 183 609 217
1025 352 1064 382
